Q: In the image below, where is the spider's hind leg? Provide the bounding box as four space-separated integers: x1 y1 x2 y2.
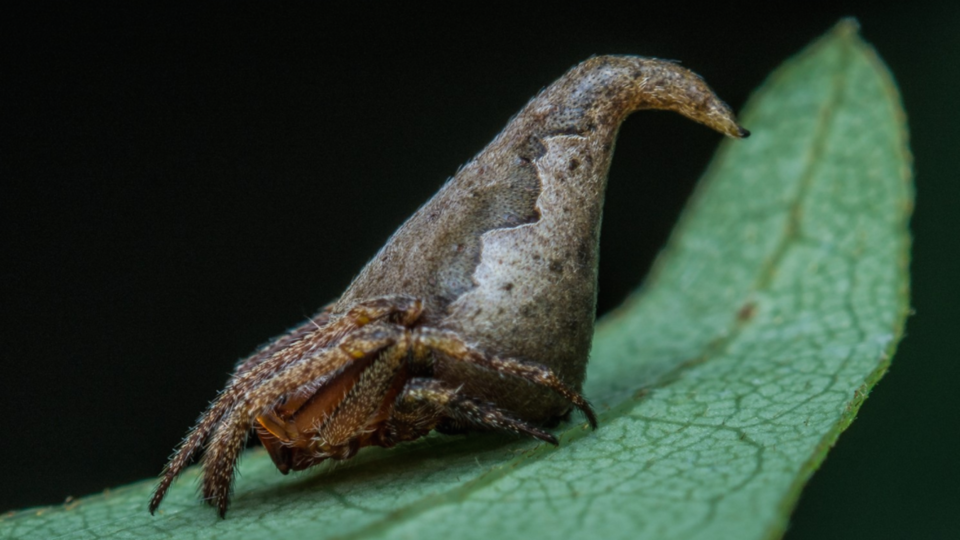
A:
378 378 558 447
412 328 598 429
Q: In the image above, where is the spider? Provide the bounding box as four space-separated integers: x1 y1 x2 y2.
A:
150 55 747 517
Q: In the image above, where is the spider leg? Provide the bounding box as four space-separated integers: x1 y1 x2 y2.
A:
149 295 422 516
200 321 403 517
379 378 558 446
232 305 333 378
230 295 420 392
308 330 410 458
412 328 598 429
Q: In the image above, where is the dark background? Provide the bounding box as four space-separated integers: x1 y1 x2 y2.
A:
3 4 957 538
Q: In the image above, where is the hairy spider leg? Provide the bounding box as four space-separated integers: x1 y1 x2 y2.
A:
255 347 397 473
200 322 403 516
232 305 333 378
149 295 423 515
307 331 412 458
411 327 598 428
379 378 559 446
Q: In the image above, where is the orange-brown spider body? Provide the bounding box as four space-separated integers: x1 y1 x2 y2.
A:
150 55 747 517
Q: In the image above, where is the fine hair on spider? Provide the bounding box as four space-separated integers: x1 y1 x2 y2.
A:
150 55 748 518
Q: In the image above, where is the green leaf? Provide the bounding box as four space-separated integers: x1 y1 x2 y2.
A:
1 19 911 540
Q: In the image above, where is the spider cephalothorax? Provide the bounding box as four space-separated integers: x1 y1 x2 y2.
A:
150 55 747 517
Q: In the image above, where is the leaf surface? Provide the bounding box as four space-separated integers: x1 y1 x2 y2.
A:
1 20 911 540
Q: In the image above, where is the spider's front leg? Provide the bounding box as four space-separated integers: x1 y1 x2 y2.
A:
149 295 422 517
199 321 406 515
232 305 333 378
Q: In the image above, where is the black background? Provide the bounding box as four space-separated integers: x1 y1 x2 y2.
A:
3 3 957 538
